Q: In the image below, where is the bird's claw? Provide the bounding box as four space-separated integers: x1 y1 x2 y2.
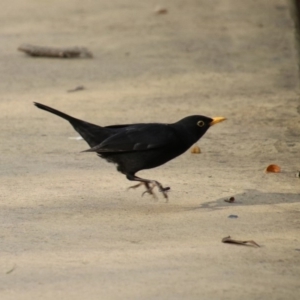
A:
127 181 169 202
127 183 144 190
128 182 158 199
159 187 170 202
141 182 158 199
151 181 170 202
141 189 158 200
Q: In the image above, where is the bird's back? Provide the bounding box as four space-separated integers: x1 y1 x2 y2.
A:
93 123 189 175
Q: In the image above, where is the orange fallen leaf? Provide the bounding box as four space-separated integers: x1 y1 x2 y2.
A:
191 145 201 154
265 164 281 173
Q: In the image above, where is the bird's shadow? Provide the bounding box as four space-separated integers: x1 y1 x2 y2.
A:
185 189 300 211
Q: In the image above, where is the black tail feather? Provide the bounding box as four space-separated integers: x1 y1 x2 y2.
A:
34 102 76 122
34 102 112 147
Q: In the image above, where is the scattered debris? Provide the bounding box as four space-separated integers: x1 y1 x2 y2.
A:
296 171 300 178
129 240 141 244
18 44 93 58
6 264 16 275
265 164 281 173
228 215 238 218
222 236 260 247
224 196 235 203
191 145 201 154
154 6 168 14
67 85 85 93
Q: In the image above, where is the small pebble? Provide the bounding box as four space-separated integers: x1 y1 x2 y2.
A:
224 196 235 203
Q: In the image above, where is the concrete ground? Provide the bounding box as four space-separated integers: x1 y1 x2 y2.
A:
0 0 299 299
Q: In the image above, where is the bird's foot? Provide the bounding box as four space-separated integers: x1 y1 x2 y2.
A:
151 181 170 202
141 183 158 199
127 182 158 199
127 180 170 201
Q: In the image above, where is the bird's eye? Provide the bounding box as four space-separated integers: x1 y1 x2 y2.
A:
197 120 205 127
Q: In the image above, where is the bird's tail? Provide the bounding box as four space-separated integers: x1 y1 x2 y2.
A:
34 102 76 122
34 102 112 147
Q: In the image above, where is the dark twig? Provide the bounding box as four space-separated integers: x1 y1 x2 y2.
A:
18 44 93 58
222 236 260 247
6 264 16 274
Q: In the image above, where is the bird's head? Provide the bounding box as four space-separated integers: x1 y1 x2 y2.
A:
174 115 226 143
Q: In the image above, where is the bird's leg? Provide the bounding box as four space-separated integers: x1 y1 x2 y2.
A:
126 174 170 201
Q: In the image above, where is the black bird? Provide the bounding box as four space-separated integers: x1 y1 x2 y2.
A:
34 102 226 200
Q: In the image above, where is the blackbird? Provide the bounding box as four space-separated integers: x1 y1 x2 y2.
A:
34 102 226 200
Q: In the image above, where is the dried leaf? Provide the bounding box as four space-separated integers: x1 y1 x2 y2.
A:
265 164 281 173
222 236 260 247
224 196 235 203
191 145 201 154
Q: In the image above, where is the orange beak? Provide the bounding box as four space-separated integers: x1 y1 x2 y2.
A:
210 117 226 126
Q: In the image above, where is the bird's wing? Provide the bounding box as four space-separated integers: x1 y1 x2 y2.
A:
83 124 176 153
